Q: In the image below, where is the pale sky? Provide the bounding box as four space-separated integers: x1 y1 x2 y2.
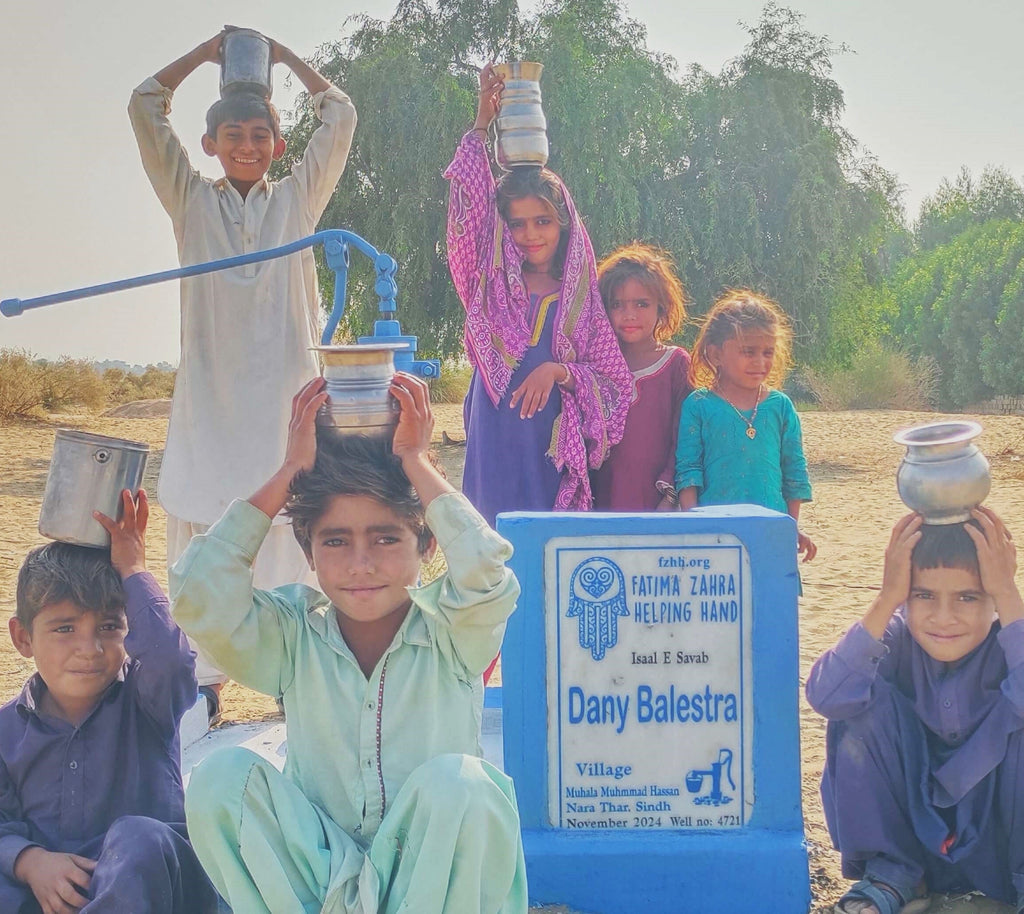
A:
2 0 1022 365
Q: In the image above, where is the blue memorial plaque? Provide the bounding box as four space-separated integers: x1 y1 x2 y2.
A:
499 507 810 914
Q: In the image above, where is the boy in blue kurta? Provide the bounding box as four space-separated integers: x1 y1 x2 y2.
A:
0 490 216 913
807 509 1024 914
172 374 528 913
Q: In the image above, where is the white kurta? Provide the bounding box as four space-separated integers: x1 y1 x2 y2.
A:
129 77 356 526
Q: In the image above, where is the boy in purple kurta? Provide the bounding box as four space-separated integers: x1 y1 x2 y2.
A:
806 508 1024 914
0 490 216 914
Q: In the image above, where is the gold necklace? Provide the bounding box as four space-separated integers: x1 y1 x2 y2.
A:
715 384 763 439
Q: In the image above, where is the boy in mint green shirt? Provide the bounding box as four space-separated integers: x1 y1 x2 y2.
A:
171 374 527 914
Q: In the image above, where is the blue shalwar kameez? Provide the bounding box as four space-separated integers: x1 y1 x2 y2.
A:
806 614 1024 906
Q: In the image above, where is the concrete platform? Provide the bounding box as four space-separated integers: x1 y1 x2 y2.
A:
179 701 1013 914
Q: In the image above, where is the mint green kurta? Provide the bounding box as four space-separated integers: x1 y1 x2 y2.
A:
171 492 527 914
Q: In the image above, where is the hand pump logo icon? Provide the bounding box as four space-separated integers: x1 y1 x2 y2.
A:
567 557 629 661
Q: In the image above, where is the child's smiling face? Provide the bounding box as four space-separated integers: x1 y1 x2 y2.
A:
708 329 776 393
506 195 562 274
307 494 435 627
906 563 996 663
201 117 285 193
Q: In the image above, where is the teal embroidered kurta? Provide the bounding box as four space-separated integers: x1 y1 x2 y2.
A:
675 388 812 513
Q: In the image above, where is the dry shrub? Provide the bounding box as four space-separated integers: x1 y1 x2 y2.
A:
40 357 107 412
806 345 939 411
0 350 176 422
0 349 46 419
429 359 473 404
104 366 176 405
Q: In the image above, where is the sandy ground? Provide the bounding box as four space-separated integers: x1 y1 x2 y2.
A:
2 404 1022 914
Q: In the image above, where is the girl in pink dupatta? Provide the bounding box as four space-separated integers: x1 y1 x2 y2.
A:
444 64 632 525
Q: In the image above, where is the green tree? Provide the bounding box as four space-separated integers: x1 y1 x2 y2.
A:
916 165 1024 251
890 219 1024 406
275 1 900 365
273 0 528 357
669 4 903 362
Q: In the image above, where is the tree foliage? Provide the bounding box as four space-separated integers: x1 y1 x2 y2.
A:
274 1 903 365
889 219 1024 406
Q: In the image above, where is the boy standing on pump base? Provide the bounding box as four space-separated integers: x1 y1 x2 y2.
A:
807 507 1024 914
172 374 528 913
129 30 356 710
0 491 216 914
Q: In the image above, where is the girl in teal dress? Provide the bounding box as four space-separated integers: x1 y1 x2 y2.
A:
674 291 817 562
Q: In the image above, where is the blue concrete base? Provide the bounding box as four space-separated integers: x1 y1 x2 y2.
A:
522 827 810 913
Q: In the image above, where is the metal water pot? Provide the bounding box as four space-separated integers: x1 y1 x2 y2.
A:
220 28 273 99
493 61 548 170
894 421 990 524
39 430 150 548
313 344 404 437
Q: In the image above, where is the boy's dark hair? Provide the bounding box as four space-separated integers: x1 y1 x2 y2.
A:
286 432 440 557
496 165 571 279
205 93 281 140
911 521 981 578
16 542 125 630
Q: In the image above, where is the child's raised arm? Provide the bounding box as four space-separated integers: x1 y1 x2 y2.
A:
862 512 923 639
152 32 224 91
389 373 455 507
269 37 330 96
966 506 1024 628
443 65 504 309
95 489 198 733
94 488 149 580
248 378 329 520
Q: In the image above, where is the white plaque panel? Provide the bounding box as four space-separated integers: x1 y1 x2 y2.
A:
545 534 754 830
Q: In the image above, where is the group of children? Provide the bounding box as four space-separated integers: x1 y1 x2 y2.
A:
0 34 1020 914
448 65 817 566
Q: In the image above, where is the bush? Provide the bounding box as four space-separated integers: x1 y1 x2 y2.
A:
429 359 473 404
104 366 176 405
0 349 46 419
804 344 938 410
0 350 177 422
40 357 107 412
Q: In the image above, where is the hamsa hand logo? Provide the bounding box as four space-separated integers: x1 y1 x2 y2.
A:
567 557 629 661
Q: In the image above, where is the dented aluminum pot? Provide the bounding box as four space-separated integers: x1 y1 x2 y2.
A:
220 27 274 99
313 344 405 438
39 430 150 548
493 61 548 170
894 421 990 524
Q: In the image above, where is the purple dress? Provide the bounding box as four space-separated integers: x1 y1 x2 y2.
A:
463 292 562 526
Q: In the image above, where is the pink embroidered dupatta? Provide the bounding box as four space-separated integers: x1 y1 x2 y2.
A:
445 131 632 510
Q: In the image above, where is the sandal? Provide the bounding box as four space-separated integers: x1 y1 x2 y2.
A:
835 879 929 914
198 685 223 728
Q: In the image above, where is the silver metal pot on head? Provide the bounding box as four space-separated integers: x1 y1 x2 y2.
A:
39 430 150 548
312 344 405 438
220 27 274 99
493 61 548 170
894 421 990 524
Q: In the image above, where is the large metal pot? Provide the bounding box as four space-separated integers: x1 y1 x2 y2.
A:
220 27 273 99
39 430 149 548
493 61 548 170
313 344 405 437
894 421 990 524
